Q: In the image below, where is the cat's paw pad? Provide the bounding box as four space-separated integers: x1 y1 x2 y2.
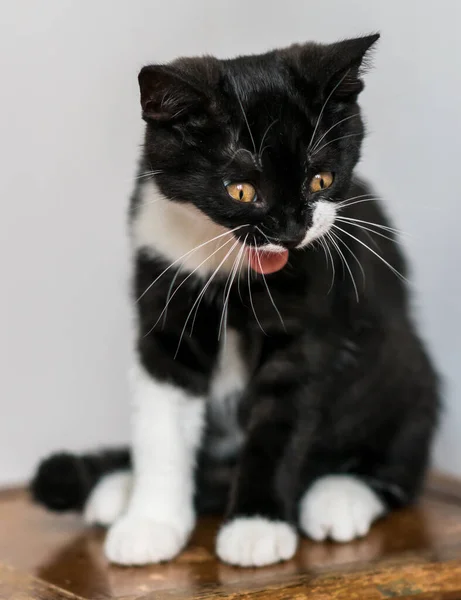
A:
105 516 185 565
84 472 132 527
216 517 298 567
299 475 385 543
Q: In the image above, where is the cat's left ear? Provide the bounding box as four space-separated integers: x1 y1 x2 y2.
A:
322 34 380 99
295 34 380 102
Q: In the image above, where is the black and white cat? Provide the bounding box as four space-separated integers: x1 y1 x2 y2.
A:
32 34 440 568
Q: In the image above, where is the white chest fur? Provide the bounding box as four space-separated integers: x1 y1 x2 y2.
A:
207 328 249 459
131 180 248 276
131 181 250 458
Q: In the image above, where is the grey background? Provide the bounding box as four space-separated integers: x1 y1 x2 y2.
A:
0 0 459 484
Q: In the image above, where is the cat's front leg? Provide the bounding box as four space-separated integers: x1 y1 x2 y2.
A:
215 365 314 567
215 400 300 567
105 360 205 565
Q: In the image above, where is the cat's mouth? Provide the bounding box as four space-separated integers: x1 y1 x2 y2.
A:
247 247 289 275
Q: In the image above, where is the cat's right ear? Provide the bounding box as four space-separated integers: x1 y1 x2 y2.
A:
138 65 208 122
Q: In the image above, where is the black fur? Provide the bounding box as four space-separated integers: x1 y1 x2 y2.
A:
31 449 230 515
31 450 131 511
33 35 439 529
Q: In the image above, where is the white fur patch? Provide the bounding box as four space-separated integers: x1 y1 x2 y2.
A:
88 328 247 535
105 517 185 565
299 475 385 543
105 361 205 565
84 471 132 527
257 243 286 253
131 180 248 276
216 517 298 567
207 328 248 459
297 200 337 248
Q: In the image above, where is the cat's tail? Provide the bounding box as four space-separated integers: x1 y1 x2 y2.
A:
30 449 131 512
31 448 232 515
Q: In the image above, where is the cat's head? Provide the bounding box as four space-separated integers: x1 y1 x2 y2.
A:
137 35 379 274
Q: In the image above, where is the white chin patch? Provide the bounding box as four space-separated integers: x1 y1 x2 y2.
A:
257 243 287 254
297 201 337 248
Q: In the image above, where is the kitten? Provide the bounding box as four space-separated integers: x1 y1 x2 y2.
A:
32 34 440 568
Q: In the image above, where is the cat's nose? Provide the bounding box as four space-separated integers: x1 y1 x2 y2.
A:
278 219 306 249
281 239 302 250
277 230 305 249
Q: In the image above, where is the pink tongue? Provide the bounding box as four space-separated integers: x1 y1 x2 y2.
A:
248 248 289 274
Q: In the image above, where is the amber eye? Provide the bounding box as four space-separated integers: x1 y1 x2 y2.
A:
225 182 257 203
309 171 334 193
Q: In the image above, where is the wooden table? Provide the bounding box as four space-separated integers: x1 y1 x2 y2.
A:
1 474 461 599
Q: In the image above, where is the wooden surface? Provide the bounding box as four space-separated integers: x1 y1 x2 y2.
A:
1 474 461 599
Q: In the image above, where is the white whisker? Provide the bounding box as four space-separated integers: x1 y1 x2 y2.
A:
253 236 286 331
237 233 249 304
336 197 380 209
336 215 407 238
176 238 241 357
333 224 408 282
319 235 336 294
328 230 359 302
326 231 345 280
310 114 360 154
259 224 280 242
308 69 351 151
235 90 257 154
247 250 266 335
130 170 164 182
136 225 246 302
144 236 235 337
161 265 182 329
258 119 278 158
218 242 246 340
335 217 401 244
218 243 241 340
331 229 366 285
255 226 274 246
137 197 163 208
337 193 378 206
310 133 362 157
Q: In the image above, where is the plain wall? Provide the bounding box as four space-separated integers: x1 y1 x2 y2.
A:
1 0 460 485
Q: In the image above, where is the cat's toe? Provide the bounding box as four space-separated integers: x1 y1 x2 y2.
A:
299 475 385 543
216 517 298 567
105 516 185 565
84 471 132 527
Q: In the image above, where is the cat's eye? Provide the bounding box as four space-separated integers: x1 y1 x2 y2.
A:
225 182 257 203
309 172 334 193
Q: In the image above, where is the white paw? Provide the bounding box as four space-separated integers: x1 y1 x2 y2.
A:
299 475 385 543
84 471 132 527
105 515 186 565
216 517 298 567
